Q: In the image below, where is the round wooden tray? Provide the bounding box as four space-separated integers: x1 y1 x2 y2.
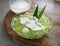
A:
4 10 60 46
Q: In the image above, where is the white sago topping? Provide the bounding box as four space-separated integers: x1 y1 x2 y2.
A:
26 23 35 29
20 17 45 31
22 28 30 33
26 23 42 31
10 1 30 14
36 22 45 29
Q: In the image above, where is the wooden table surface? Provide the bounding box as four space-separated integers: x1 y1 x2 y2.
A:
4 10 60 46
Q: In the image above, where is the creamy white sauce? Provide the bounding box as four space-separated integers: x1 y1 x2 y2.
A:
10 1 30 14
20 18 29 24
20 17 45 31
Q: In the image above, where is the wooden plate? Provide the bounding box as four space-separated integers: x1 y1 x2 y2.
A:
4 10 60 46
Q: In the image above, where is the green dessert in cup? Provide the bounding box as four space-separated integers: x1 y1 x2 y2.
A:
11 5 52 39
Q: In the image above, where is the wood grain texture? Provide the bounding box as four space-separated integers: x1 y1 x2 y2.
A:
4 10 60 46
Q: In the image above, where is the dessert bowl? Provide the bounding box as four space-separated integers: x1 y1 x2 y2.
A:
11 12 52 39
11 6 52 39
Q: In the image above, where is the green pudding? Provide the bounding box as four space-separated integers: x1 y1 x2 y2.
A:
11 12 52 39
